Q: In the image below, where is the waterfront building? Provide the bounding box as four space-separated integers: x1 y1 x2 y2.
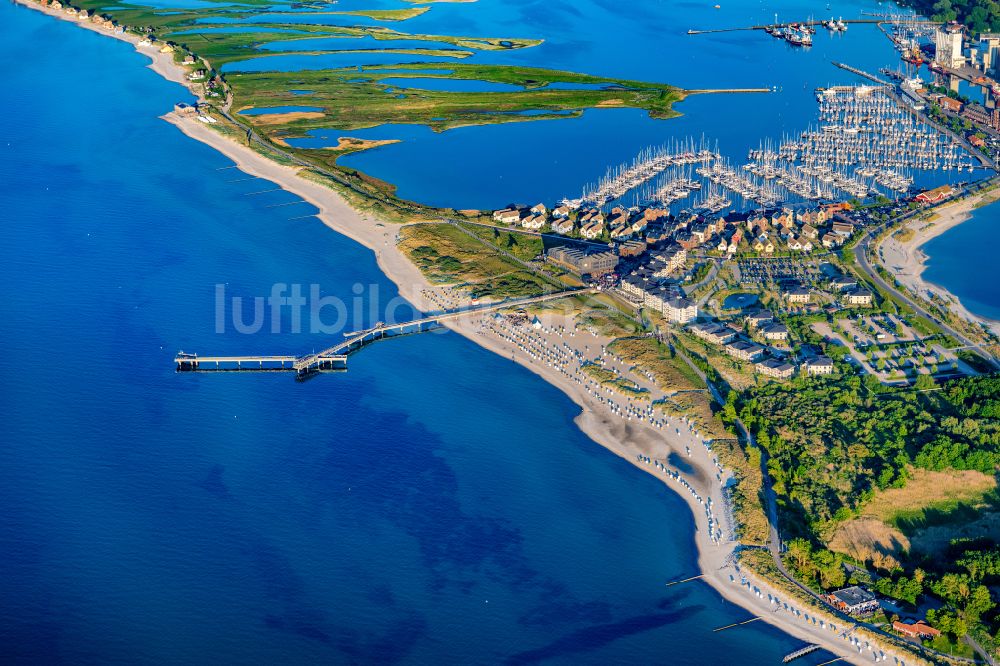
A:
530 203 547 217
962 102 992 127
770 207 794 228
552 205 571 219
915 184 956 204
935 94 963 113
547 246 618 276
935 24 965 68
755 357 796 379
824 586 880 616
900 78 926 110
619 270 655 301
805 356 835 375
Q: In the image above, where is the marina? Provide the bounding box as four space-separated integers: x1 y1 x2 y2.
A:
577 83 978 212
576 140 719 208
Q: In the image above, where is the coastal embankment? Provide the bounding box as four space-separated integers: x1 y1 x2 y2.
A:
17 1 928 662
880 190 1000 338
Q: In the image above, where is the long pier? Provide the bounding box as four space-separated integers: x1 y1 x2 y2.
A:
830 61 889 85
175 288 588 379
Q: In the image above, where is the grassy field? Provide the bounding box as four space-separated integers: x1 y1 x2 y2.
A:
398 223 550 298
581 363 648 396
229 63 685 135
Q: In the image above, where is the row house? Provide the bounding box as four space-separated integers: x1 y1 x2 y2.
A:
770 207 794 228
551 218 574 235
821 233 844 248
521 214 546 230
786 236 814 252
797 208 829 227
492 207 521 224
552 205 571 219
752 235 775 254
579 209 605 226
580 220 604 239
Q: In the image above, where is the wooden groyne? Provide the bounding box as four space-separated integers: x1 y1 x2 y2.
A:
783 644 821 663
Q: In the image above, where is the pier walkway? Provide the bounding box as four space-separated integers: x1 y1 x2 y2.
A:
176 288 589 378
829 61 889 86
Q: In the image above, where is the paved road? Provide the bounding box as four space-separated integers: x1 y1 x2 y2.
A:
852 181 1000 371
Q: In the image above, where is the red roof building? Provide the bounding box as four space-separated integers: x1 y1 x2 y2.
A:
893 620 941 639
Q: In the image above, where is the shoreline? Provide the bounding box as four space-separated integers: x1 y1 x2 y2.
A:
879 191 1000 338
19 1 924 662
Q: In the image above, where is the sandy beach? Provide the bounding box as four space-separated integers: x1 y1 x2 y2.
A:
17 0 930 662
880 192 1000 338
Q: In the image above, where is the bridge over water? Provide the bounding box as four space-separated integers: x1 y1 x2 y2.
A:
175 288 589 379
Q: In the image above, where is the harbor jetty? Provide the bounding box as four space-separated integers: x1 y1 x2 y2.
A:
687 18 940 35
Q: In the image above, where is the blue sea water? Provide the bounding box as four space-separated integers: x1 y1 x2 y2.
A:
922 202 1000 321
0 3 837 664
